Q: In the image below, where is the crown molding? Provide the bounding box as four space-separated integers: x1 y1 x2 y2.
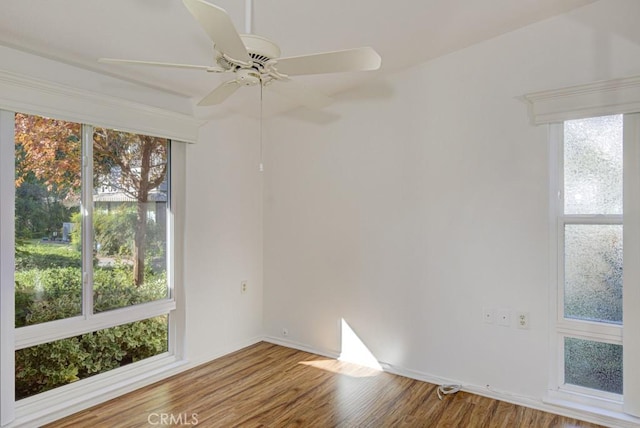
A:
0 69 204 143
524 75 640 125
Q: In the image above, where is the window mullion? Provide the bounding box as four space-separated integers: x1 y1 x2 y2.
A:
14 299 176 350
548 122 563 393
557 323 622 341
563 216 623 225
82 125 94 318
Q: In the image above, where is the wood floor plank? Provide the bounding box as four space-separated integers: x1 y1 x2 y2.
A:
45 342 604 428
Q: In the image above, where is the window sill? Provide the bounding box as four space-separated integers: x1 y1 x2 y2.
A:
544 391 640 428
8 353 189 427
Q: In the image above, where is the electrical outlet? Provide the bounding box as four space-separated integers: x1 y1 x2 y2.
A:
497 309 510 327
482 307 494 324
516 311 530 329
282 328 289 337
241 280 247 294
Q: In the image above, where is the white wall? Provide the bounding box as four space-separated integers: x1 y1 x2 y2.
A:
184 114 264 362
263 0 640 403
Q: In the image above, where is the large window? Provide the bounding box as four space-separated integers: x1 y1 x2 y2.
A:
552 114 637 410
525 74 640 420
0 71 192 425
10 112 176 399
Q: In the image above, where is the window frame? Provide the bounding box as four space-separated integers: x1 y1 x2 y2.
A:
0 110 16 425
0 109 187 426
548 114 640 413
14 119 177 349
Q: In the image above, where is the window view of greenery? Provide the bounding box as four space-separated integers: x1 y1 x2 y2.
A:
91 126 169 312
15 113 83 325
14 112 171 398
15 316 168 400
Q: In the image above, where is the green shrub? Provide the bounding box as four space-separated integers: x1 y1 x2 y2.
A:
14 242 169 400
15 317 168 400
15 337 84 399
93 266 167 312
15 242 81 271
15 267 83 327
79 204 167 260
93 206 136 257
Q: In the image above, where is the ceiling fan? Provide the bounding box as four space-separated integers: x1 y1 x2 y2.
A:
99 0 382 108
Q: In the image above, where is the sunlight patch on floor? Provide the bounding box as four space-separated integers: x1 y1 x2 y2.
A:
297 318 383 378
299 359 381 378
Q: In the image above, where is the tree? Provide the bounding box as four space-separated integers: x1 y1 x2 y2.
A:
14 114 81 241
15 180 73 240
15 113 82 198
92 128 167 286
15 113 168 286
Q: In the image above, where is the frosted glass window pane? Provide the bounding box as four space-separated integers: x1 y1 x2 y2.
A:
564 337 622 394
564 115 623 215
564 224 622 324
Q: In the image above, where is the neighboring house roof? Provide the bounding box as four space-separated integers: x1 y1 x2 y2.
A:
93 190 167 203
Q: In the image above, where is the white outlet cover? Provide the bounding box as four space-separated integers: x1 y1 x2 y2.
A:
482 307 494 324
516 311 530 329
497 309 510 327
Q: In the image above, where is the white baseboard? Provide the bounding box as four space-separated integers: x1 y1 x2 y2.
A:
185 335 264 368
265 336 640 428
263 336 340 360
6 335 639 428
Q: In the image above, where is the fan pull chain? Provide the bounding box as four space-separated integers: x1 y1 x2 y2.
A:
259 81 264 172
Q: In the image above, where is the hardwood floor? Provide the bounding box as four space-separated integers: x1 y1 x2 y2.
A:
46 342 603 427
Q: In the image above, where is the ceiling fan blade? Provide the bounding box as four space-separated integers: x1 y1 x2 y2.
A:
268 80 333 110
98 58 223 72
182 0 250 62
275 47 381 76
198 80 242 106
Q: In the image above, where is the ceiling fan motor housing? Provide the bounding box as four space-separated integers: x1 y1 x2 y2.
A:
240 34 281 65
236 69 261 86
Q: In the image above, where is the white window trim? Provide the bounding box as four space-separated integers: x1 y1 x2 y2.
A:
82 124 95 318
0 70 203 143
14 300 177 350
0 109 188 427
525 74 640 125
11 353 189 427
623 113 640 417
547 121 623 411
0 110 16 426
546 114 640 420
527 75 640 420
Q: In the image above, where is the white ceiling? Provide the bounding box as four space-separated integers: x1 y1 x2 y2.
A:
0 0 598 113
